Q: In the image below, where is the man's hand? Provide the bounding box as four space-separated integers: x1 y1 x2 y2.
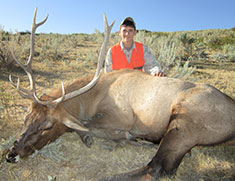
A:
155 71 165 77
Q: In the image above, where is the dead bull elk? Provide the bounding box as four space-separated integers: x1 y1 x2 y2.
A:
6 8 235 181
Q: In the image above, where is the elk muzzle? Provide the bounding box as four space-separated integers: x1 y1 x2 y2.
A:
6 138 36 163
6 140 19 163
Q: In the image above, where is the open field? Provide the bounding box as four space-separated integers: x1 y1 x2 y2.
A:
0 29 235 181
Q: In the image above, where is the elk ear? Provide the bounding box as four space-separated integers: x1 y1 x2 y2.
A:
62 115 89 132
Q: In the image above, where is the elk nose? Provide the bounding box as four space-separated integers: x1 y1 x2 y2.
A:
5 140 19 163
6 148 18 163
13 140 19 147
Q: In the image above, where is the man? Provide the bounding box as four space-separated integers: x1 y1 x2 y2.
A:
104 17 164 76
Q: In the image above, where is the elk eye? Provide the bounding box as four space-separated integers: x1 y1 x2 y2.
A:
41 123 54 136
42 129 50 136
44 125 53 131
39 121 54 131
44 122 54 130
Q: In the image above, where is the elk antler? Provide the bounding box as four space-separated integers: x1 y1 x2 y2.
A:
9 8 49 102
10 9 114 107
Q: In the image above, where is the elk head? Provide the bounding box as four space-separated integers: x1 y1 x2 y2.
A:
6 8 114 162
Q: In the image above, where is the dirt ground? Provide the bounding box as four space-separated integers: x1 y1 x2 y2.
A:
0 58 235 181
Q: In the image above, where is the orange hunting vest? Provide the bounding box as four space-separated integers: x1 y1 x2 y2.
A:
111 42 145 70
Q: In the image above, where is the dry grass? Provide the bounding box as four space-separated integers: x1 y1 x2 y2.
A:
0 32 235 181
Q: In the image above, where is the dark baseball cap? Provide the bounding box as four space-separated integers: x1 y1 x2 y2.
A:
120 17 136 30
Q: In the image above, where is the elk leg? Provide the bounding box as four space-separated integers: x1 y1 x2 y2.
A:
101 118 197 181
146 118 197 178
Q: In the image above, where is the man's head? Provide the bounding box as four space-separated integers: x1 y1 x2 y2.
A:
119 17 137 45
120 17 136 30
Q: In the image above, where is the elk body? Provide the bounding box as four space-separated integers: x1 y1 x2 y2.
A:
6 9 235 181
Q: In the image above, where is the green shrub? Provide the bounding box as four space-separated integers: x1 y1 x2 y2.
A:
36 34 66 62
207 34 235 50
0 82 13 120
222 44 235 62
0 43 15 70
229 55 235 62
178 33 195 60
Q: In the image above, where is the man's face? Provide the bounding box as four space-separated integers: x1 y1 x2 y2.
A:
119 26 136 44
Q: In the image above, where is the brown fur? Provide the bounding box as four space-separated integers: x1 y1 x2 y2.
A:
6 69 235 180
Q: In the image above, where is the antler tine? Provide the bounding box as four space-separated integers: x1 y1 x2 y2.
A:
11 12 114 107
28 8 48 67
9 8 49 102
94 14 115 78
33 82 66 105
9 75 35 99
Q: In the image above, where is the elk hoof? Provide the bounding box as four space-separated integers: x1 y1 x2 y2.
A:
99 166 155 181
82 135 94 147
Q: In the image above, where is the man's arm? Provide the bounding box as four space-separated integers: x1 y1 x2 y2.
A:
143 45 162 75
104 48 113 73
